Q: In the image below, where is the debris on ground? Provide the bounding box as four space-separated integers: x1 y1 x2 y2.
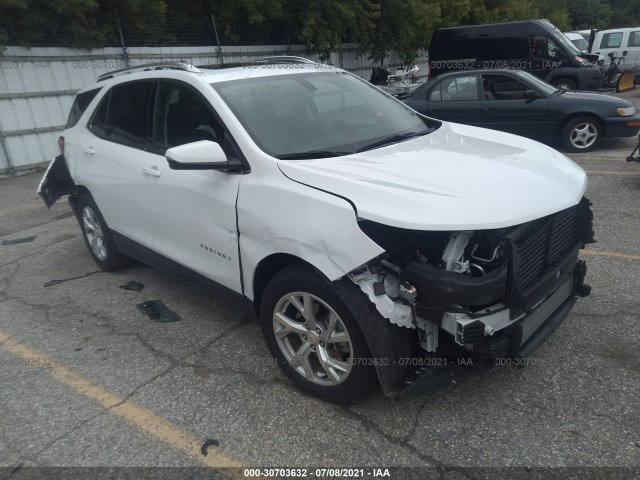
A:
201 438 220 457
2 235 37 245
119 280 144 292
136 300 181 323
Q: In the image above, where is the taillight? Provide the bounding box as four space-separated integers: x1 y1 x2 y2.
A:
58 136 65 155
428 62 432 79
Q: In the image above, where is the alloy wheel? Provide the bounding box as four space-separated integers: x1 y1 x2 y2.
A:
273 292 353 386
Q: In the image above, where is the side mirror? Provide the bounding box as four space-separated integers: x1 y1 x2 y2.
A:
524 89 541 100
165 140 243 172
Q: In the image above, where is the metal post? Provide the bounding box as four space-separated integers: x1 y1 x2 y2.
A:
0 118 15 176
116 11 130 67
211 14 223 65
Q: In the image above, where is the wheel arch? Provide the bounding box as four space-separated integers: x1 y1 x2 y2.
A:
68 184 92 217
251 253 327 315
545 72 578 89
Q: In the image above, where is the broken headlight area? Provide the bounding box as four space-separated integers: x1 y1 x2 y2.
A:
349 197 595 361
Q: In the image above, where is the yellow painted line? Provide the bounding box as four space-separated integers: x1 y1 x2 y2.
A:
584 170 640 176
583 248 640 261
0 330 244 470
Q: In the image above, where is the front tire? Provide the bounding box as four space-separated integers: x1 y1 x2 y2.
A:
77 195 131 271
561 116 602 153
260 264 377 403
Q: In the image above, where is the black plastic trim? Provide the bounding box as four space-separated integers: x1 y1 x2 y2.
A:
517 296 577 357
111 231 249 307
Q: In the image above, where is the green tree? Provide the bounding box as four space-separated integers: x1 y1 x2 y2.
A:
608 0 640 28
568 0 612 30
367 0 440 64
0 0 98 47
299 0 379 60
538 0 570 30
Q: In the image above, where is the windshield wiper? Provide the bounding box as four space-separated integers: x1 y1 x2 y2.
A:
276 150 352 160
551 89 566 95
356 130 431 153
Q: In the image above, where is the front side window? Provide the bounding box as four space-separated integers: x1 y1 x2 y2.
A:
600 32 623 49
628 31 640 48
482 75 529 100
531 36 564 60
212 71 433 158
89 81 153 148
153 81 223 150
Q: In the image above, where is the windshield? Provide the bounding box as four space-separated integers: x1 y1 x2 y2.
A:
516 71 558 96
570 37 589 51
212 71 434 159
546 25 581 56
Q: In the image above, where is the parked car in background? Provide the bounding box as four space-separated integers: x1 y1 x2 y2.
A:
429 20 603 91
39 59 595 402
565 32 589 51
591 27 640 72
403 69 640 152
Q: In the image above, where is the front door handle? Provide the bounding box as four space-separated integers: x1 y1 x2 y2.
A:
83 146 95 155
142 166 161 177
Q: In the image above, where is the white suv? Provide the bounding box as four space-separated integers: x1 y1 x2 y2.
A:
39 58 594 403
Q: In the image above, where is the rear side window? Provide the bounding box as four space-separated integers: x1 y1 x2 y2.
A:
628 31 640 48
66 88 101 128
600 32 623 49
89 81 153 148
430 75 478 101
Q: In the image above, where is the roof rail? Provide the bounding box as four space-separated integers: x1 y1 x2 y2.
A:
198 56 318 70
97 61 202 82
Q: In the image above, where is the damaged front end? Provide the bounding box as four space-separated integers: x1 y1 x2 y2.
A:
348 197 595 396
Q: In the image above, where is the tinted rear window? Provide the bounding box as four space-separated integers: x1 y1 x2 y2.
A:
66 88 101 128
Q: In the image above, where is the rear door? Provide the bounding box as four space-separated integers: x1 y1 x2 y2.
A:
479 74 552 138
425 74 484 125
76 80 156 248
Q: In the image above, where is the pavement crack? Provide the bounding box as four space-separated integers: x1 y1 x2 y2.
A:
13 409 110 468
402 398 428 443
43 271 103 288
341 406 450 469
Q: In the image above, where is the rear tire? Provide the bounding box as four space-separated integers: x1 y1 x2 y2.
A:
259 264 377 403
77 194 131 271
552 77 577 90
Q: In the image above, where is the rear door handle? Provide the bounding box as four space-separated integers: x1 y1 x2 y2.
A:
142 166 161 177
83 146 95 155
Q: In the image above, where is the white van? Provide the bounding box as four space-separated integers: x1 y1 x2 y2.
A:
592 27 640 71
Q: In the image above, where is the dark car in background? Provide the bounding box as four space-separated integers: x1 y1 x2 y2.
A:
403 69 640 152
429 20 603 91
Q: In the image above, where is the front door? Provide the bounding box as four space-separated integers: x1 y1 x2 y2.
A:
144 80 244 293
479 74 552 138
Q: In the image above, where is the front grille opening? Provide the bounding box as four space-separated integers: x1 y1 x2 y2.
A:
513 204 580 290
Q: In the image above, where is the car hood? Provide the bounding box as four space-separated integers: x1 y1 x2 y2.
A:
552 90 633 107
278 122 587 231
